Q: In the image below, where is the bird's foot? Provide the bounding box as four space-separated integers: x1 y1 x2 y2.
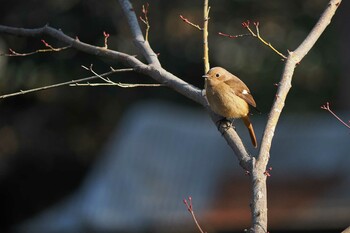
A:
216 118 235 135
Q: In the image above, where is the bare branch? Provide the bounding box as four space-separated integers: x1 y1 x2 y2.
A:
118 0 160 67
219 122 252 170
179 15 203 31
0 24 144 68
244 20 287 59
0 24 204 106
251 1 342 232
178 0 251 169
183 197 207 233
70 82 163 88
0 68 133 99
259 0 342 166
139 3 150 42
81 64 113 84
0 2 253 172
218 31 250 39
72 64 164 88
179 1 210 73
293 1 342 63
321 102 350 129
103 31 110 49
219 21 287 59
0 39 70 56
203 0 210 73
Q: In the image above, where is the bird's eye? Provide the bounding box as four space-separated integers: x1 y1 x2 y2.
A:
215 73 220 78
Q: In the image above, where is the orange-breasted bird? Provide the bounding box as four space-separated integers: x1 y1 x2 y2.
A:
203 67 258 148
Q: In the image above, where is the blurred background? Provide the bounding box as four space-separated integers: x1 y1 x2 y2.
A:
0 0 349 232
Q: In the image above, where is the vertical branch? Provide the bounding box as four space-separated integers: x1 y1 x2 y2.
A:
118 0 161 67
139 3 150 42
249 1 342 232
258 0 342 167
203 0 210 73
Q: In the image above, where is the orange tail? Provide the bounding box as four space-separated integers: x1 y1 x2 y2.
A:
242 115 257 148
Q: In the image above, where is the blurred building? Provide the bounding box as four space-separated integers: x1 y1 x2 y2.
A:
16 101 350 233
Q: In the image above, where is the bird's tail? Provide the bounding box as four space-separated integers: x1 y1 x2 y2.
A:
242 115 257 148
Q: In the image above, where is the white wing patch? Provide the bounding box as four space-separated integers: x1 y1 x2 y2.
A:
242 89 249 95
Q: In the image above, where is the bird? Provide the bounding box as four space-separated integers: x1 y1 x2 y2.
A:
203 67 258 148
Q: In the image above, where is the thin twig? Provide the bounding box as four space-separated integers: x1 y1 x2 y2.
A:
179 15 203 31
70 82 164 88
220 20 287 60
218 32 250 39
0 68 133 99
0 39 70 56
103 31 110 49
321 102 350 129
179 0 210 73
183 197 206 233
243 20 287 59
203 0 210 73
81 64 114 84
74 64 163 88
139 3 150 42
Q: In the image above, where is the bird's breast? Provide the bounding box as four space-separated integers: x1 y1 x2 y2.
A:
206 81 249 118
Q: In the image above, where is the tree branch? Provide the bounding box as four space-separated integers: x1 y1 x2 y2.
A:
0 24 144 68
118 0 160 67
179 15 203 31
220 123 252 170
0 68 133 99
203 0 210 73
321 102 350 129
0 24 204 106
70 65 164 88
116 0 252 167
183 197 207 233
292 0 341 62
139 3 150 42
242 20 287 60
0 0 250 175
258 0 342 167
249 1 342 232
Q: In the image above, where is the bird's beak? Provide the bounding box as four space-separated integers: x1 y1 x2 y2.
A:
202 74 209 78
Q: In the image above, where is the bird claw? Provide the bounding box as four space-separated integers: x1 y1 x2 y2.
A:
216 118 235 135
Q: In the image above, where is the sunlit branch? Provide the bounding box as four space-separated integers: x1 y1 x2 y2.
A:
0 39 70 57
179 15 203 31
71 64 163 88
0 68 133 99
183 197 207 233
203 0 210 73
243 20 287 59
219 20 287 60
139 3 150 42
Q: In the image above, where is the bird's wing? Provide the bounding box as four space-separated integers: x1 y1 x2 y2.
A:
224 79 257 108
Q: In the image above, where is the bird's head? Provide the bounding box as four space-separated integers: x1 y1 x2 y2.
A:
202 67 229 81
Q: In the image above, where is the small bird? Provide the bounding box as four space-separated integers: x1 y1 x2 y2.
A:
203 67 258 148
